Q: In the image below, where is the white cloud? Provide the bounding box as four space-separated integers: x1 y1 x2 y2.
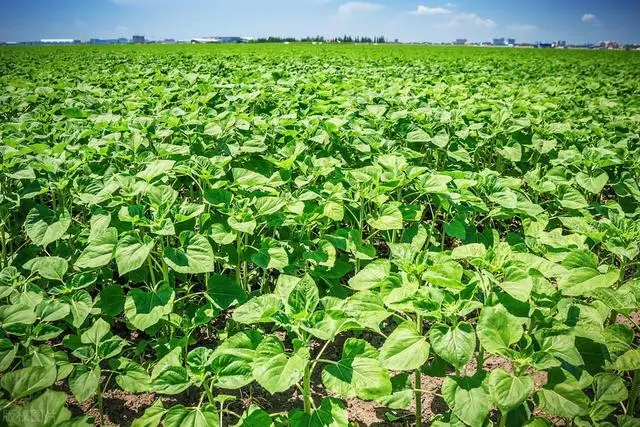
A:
337 2 384 17
410 5 452 15
445 2 458 7
581 13 602 26
507 23 538 32
440 12 496 29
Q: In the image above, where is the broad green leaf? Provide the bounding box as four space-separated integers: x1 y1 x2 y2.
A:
322 338 391 400
131 400 165 427
163 231 214 274
252 336 309 394
206 274 246 310
379 321 429 371
75 227 117 269
164 405 219 427
348 259 390 290
575 171 608 194
0 365 57 399
367 204 403 230
441 374 491 427
69 365 100 403
488 369 533 412
476 305 523 355
115 234 155 276
429 322 475 371
6 390 71 427
24 206 71 247
124 284 175 330
289 397 348 427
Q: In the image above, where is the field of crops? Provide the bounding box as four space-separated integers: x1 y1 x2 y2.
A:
0 43 639 426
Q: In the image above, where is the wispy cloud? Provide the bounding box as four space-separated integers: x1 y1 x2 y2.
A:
337 1 384 17
445 2 458 7
440 12 496 29
409 5 452 15
581 13 603 27
507 23 538 32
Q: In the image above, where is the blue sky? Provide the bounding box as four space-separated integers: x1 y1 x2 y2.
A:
1 0 639 43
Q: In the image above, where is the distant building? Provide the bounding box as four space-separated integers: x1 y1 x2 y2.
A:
507 38 516 46
191 37 221 44
40 39 80 44
190 36 249 44
454 38 467 45
493 37 505 46
555 40 566 48
536 42 554 48
90 38 128 45
132 35 145 44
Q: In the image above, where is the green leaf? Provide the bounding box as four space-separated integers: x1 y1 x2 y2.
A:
232 294 282 324
614 348 640 371
429 322 476 371
98 284 126 317
322 338 391 401
444 219 466 240
536 386 589 419
451 243 486 260
558 268 619 296
124 284 175 330
287 274 319 318
163 231 214 274
252 336 309 394
593 373 628 403
115 359 152 393
136 159 176 181
488 369 533 412
75 227 117 269
164 405 219 427
6 390 71 427
348 259 390 290
0 339 18 372
30 256 68 281
323 201 344 221
476 305 523 355
0 365 57 399
131 400 165 427
379 321 429 371
367 204 403 230
80 318 109 346
115 234 155 276
69 365 100 403
24 205 71 247
290 397 348 427
206 274 246 310
441 373 491 427
575 171 608 194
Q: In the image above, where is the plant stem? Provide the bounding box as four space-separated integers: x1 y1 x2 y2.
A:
499 410 508 427
303 363 312 415
97 378 104 426
147 256 157 288
629 370 640 417
236 233 243 291
0 220 6 269
415 313 423 427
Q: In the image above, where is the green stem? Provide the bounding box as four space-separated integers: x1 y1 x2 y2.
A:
499 410 508 427
0 220 6 269
147 256 157 288
415 313 423 427
303 363 312 415
629 370 640 417
236 233 243 291
97 378 104 426
205 381 216 406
